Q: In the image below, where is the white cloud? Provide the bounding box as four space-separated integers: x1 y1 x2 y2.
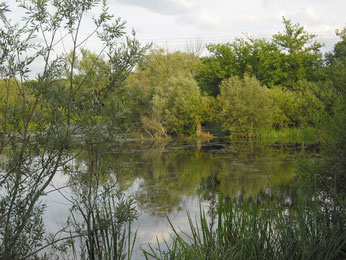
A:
261 0 287 4
179 9 223 28
233 15 263 23
305 7 319 22
109 0 344 52
171 0 196 9
114 0 196 15
278 6 320 24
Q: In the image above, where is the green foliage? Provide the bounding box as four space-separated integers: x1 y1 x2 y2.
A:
144 194 345 260
113 19 340 139
270 80 333 128
122 49 213 137
0 0 147 259
138 49 200 88
324 27 346 92
196 17 324 98
196 37 286 97
124 49 200 119
196 43 238 97
273 17 323 86
269 86 301 127
152 75 212 137
74 49 110 93
196 42 244 97
297 95 345 197
294 80 328 126
218 75 275 137
246 37 287 87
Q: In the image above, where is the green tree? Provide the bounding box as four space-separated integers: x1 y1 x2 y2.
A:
270 86 301 128
152 75 212 137
218 75 275 137
246 37 286 87
196 42 240 97
294 80 329 126
272 17 323 87
69 49 111 117
270 80 331 128
0 0 147 258
324 27 346 93
138 49 199 88
196 37 286 97
196 18 324 97
123 49 208 137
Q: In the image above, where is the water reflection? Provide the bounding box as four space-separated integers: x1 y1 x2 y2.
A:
44 138 304 259
103 139 298 216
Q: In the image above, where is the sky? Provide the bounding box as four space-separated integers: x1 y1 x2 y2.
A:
105 0 346 53
4 0 346 55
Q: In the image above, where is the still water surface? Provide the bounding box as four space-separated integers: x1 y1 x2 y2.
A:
45 138 306 258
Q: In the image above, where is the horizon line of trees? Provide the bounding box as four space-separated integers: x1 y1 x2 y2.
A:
1 17 345 138
113 18 345 138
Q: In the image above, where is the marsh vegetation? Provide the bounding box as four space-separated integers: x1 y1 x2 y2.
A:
0 0 345 259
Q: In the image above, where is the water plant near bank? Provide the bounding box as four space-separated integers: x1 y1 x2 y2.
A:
144 192 345 260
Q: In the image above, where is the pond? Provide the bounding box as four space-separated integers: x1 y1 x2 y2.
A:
44 138 309 259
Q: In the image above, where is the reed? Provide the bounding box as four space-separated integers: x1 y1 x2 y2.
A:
255 127 319 144
143 193 345 260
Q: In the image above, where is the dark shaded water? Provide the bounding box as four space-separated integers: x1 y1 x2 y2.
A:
45 138 309 258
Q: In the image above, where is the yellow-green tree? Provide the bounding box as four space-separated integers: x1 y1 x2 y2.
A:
270 81 331 128
218 75 275 136
152 75 212 137
123 49 213 137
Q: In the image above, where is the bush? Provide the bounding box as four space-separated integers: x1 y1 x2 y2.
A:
152 76 212 137
218 75 275 137
270 86 301 128
270 81 331 128
297 96 345 198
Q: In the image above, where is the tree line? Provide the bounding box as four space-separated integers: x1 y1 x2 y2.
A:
1 18 345 139
120 18 344 138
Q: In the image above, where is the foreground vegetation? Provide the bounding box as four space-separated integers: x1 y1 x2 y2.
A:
0 0 147 259
0 0 345 259
144 194 345 260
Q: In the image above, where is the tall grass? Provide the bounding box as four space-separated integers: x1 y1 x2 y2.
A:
255 127 319 144
143 193 345 259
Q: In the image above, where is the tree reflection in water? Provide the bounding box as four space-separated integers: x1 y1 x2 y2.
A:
85 139 302 216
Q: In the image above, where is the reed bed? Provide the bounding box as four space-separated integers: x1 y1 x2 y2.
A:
143 193 345 260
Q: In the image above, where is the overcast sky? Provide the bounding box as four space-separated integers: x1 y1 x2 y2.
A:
4 0 346 54
106 0 345 52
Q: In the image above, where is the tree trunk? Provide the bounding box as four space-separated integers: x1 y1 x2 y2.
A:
196 121 202 137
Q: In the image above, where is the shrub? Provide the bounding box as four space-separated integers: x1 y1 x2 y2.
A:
218 75 275 137
152 76 212 137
